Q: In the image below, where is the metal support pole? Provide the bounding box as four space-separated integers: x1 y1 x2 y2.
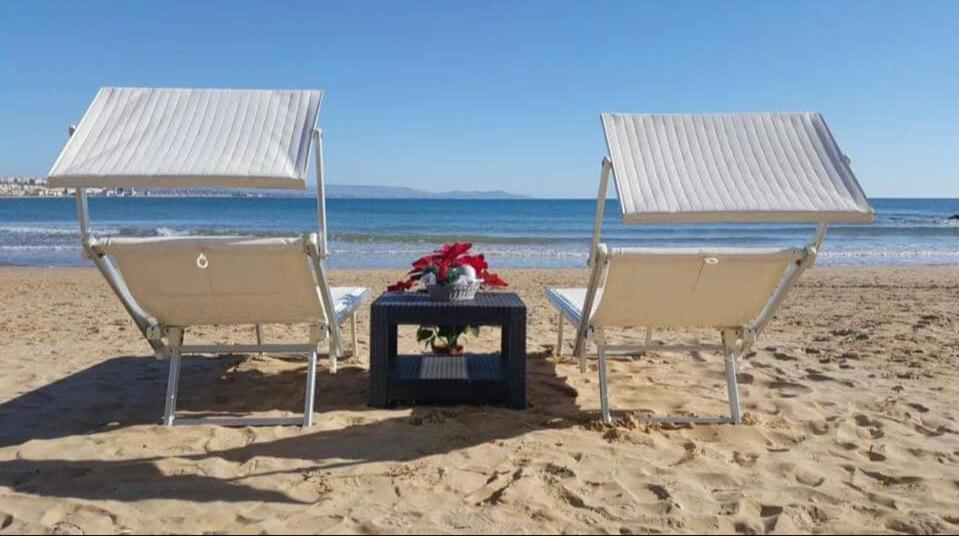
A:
303 349 317 427
350 311 358 355
596 331 611 424
811 222 829 251
588 158 612 267
75 191 91 257
572 157 613 362
308 244 342 363
67 126 93 259
162 328 184 426
579 328 590 374
555 311 564 356
722 330 742 425
312 129 328 258
574 245 608 358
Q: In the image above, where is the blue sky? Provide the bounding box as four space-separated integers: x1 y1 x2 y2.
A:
1 1 956 198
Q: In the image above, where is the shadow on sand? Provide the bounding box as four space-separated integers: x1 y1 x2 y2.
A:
0 351 585 504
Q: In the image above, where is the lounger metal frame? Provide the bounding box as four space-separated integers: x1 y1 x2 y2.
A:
64 126 357 427
554 157 828 425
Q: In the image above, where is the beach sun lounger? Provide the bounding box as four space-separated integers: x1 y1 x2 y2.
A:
47 87 369 427
548 113 873 424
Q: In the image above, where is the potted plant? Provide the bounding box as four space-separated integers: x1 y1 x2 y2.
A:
388 242 508 355
416 325 480 356
387 242 508 301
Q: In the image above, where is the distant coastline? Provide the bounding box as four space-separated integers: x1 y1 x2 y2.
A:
0 177 529 200
323 184 528 200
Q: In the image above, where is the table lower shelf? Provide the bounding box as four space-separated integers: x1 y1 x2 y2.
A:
386 354 514 406
392 353 504 380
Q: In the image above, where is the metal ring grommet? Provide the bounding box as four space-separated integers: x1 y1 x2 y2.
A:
196 252 209 270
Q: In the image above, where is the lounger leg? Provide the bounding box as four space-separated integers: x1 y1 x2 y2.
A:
555 311 564 357
328 338 338 375
161 328 184 427
303 349 317 427
162 347 183 426
580 329 590 374
634 327 652 361
722 331 742 425
598 344 611 424
350 311 358 356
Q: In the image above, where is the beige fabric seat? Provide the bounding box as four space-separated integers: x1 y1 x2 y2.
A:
591 247 803 328
95 235 368 327
548 247 803 330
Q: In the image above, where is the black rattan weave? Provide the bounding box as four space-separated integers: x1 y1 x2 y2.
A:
369 292 526 408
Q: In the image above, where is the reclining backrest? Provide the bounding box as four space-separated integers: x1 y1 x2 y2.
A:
95 235 325 327
591 247 805 329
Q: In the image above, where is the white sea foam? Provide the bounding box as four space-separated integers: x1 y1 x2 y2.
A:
0 245 78 251
0 225 78 236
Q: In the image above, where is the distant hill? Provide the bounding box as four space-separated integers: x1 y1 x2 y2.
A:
324 184 528 199
2 176 531 199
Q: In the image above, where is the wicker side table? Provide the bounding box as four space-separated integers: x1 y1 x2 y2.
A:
369 292 527 409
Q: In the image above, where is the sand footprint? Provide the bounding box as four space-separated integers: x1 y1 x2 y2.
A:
853 414 885 439
805 370 855 388
733 451 759 467
670 440 700 467
759 504 784 533
712 489 743 516
805 420 831 435
766 380 813 398
863 443 887 462
859 468 924 487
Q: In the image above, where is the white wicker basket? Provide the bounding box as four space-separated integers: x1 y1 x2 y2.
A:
426 281 481 301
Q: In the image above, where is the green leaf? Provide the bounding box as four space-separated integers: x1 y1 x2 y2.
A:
416 326 436 342
438 325 458 338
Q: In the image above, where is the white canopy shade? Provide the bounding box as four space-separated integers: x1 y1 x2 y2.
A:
48 87 323 190
601 113 874 224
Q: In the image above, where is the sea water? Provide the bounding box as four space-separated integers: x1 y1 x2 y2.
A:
1 197 958 268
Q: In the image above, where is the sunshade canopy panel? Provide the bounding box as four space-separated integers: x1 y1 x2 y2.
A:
48 87 323 190
601 113 874 224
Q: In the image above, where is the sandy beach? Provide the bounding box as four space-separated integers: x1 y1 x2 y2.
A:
0 266 957 534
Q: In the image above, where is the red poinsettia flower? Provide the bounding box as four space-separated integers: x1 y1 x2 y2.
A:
411 255 433 272
436 241 472 261
388 242 507 292
458 254 488 274
481 272 508 287
436 260 450 282
387 278 415 292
